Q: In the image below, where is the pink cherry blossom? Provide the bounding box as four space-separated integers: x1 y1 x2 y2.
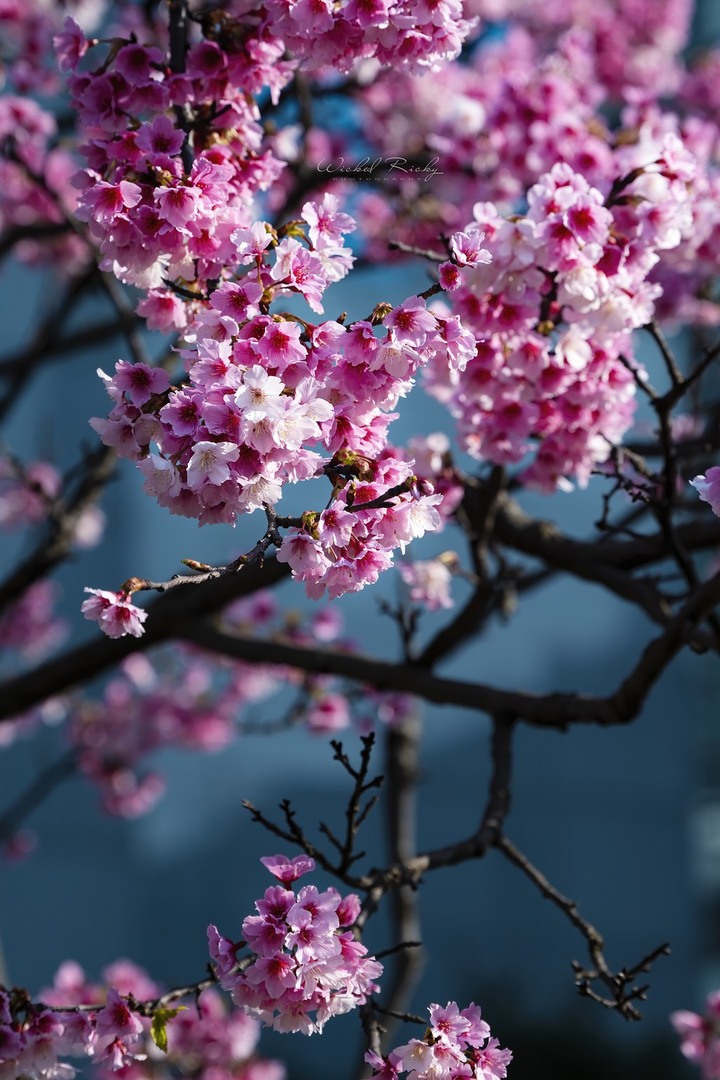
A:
368 1002 511 1080
260 854 317 884
691 468 720 516
450 227 492 267
399 558 455 611
186 441 240 490
81 589 147 639
672 993 720 1078
213 859 382 1035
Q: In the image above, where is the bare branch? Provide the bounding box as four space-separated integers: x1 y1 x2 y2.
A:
495 834 670 1020
0 558 290 722
645 320 683 388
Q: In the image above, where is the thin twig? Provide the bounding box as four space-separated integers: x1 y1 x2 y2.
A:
495 834 669 1020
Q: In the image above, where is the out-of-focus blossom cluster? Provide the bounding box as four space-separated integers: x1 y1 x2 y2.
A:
0 93 89 272
209 854 382 1035
0 580 67 661
0 455 105 669
0 957 285 1080
672 991 720 1079
366 1000 512 1079
53 593 412 819
339 17 720 495
0 456 60 528
356 11 701 240
0 0 105 94
398 555 457 612
466 0 691 97
0 457 67 662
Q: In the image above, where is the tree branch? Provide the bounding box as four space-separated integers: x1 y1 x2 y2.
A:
495 834 670 1020
0 558 290 721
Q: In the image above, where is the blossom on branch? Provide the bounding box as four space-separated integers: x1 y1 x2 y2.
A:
691 468 720 516
81 589 147 639
209 858 382 1035
366 1001 512 1080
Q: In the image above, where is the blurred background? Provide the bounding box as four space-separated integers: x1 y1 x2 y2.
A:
3 4 720 1078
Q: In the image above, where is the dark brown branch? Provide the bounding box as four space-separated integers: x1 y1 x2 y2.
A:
168 0 194 173
0 316 146 382
173 570 720 731
645 320 683 388
4 527 720 729
0 569 689 725
0 221 72 262
360 716 515 897
596 516 720 568
0 558 290 722
126 483 419 599
418 469 515 668
378 710 425 1045
127 506 286 595
657 338 720 411
477 716 515 840
13 540 707 723
492 497 672 625
387 241 446 262
240 716 515 904
495 834 669 1020
0 751 76 843
322 735 383 876
245 738 383 889
0 267 96 421
416 589 493 667
610 568 720 719
97 272 152 369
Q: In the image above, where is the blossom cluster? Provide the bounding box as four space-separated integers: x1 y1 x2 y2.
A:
357 13 720 322
266 0 475 73
56 0 473 304
672 991 720 1079
0 958 284 1080
0 0 476 280
87 208 478 607
0 93 89 272
209 854 382 1035
423 140 707 489
343 21 720 495
358 0 700 226
0 0 105 95
0 455 102 668
467 0 692 98
0 581 67 663
0 983 146 1078
366 1000 512 1080
89 192 358 513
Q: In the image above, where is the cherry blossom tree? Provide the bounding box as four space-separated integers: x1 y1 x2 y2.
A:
2 0 720 1076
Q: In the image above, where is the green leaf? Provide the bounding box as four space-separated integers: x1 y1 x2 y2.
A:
150 1006 186 1053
